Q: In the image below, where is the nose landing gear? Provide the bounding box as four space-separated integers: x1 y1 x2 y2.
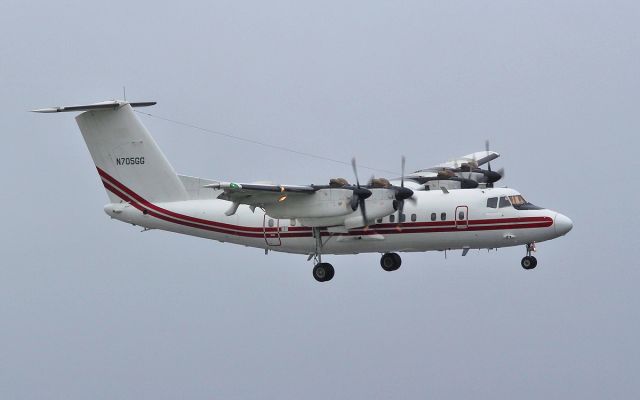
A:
521 243 538 270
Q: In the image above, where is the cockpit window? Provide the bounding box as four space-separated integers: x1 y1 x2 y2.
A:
498 196 511 208
486 197 498 208
508 194 544 210
509 195 526 206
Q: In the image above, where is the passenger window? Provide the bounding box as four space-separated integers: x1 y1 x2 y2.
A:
290 219 296 226
487 197 498 208
458 211 465 220
400 213 406 222
411 213 417 222
440 212 446 221
431 213 436 221
376 218 383 224
389 214 395 223
268 219 275 227
499 196 511 208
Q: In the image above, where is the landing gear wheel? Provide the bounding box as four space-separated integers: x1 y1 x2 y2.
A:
380 253 402 272
313 263 335 282
325 264 335 281
521 256 538 270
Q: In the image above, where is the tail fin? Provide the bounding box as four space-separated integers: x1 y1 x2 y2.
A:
35 101 188 203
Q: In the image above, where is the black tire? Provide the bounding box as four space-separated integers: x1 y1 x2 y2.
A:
380 253 401 271
521 256 538 270
325 263 335 281
313 263 334 282
391 253 402 269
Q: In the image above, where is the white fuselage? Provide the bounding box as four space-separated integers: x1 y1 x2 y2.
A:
102 177 569 256
34 102 572 268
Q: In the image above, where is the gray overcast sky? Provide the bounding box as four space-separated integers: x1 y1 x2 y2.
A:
1 1 639 398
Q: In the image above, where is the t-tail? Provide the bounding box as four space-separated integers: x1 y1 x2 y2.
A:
33 100 188 203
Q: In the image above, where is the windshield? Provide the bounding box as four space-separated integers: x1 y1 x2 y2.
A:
509 194 543 210
486 194 543 210
509 195 526 205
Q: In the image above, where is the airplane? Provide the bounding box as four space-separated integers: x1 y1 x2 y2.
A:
34 100 573 282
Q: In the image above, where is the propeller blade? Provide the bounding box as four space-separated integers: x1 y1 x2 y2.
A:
351 157 360 188
401 155 406 188
395 155 414 200
485 140 492 172
359 197 368 225
350 193 359 211
396 155 411 230
350 156 371 225
396 199 405 231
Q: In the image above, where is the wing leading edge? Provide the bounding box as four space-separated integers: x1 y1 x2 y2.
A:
412 151 499 174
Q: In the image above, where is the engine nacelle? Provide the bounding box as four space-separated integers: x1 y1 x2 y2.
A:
263 188 353 219
265 187 396 228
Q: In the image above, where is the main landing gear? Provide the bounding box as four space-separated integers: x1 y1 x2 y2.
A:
309 229 404 282
311 227 334 282
521 243 538 270
380 252 402 272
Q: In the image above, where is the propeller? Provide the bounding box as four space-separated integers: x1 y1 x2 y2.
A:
437 142 503 188
350 158 372 225
394 156 415 230
485 140 503 187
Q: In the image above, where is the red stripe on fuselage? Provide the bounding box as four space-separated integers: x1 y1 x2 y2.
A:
101 180 312 238
370 216 550 230
98 167 553 238
345 222 552 236
98 167 309 234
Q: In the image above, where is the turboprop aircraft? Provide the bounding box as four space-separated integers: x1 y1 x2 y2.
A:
34 100 573 282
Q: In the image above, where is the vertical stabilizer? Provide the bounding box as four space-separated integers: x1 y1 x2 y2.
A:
74 103 188 203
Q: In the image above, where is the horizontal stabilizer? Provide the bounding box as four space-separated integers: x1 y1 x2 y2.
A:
31 100 156 113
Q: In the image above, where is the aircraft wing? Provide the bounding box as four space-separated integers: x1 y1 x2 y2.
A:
204 181 317 205
412 151 499 173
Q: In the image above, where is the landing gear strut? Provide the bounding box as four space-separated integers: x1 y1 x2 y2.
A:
521 243 538 270
380 252 402 271
311 227 334 282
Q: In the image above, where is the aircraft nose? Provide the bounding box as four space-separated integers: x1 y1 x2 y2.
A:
554 213 573 236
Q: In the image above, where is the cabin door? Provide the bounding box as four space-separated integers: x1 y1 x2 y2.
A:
263 215 282 246
455 206 469 230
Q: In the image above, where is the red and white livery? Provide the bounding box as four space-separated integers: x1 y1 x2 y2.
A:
35 100 573 282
